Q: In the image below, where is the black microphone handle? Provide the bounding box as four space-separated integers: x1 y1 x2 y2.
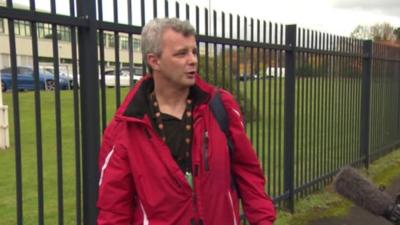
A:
384 204 400 225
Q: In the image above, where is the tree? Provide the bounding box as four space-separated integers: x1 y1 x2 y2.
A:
394 27 400 40
350 25 372 40
370 23 395 41
350 23 396 41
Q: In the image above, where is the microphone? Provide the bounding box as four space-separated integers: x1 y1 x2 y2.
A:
334 166 400 224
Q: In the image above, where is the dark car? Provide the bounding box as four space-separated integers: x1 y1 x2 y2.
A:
0 66 71 92
238 73 257 81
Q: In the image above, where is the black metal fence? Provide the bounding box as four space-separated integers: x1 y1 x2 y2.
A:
0 0 399 224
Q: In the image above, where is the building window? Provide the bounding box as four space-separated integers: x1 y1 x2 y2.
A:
58 25 71 42
120 36 128 50
107 33 115 48
14 20 31 37
133 38 141 51
37 23 53 39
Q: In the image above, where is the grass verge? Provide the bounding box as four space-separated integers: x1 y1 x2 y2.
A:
275 148 400 225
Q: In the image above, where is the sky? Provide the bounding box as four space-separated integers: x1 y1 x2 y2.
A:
9 0 400 37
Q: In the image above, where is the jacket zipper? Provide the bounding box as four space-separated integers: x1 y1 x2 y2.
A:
203 131 209 171
228 191 238 225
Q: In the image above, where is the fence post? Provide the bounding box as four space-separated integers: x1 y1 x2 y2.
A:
77 0 100 224
284 24 297 212
360 40 373 169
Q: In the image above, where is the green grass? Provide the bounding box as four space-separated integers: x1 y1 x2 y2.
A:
0 87 129 225
238 76 367 198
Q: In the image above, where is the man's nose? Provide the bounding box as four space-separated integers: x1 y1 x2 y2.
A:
188 52 198 65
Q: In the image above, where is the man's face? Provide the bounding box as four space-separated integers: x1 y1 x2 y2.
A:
149 28 198 89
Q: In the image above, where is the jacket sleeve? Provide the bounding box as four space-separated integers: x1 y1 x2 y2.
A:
97 123 136 225
220 90 276 225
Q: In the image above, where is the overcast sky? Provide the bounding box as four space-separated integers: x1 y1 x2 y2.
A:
10 0 400 37
204 0 400 36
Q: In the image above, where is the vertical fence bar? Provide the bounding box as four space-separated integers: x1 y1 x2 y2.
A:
328 34 334 173
267 22 275 194
165 0 169 18
300 29 307 191
28 0 44 224
249 18 254 141
77 0 100 224
49 1 65 224
344 38 349 164
141 0 146 74
349 39 355 163
340 36 345 163
204 8 209 81
229 14 233 93
213 10 217 85
185 3 189 20
221 12 226 88
261 21 267 176
272 23 277 194
235 15 240 102
304 29 310 189
360 40 373 168
128 0 134 88
315 32 321 183
195 6 199 64
175 1 179 18
255 19 260 156
97 0 107 131
6 1 23 224
370 44 376 153
284 24 296 212
243 17 247 128
321 33 328 179
299 28 306 194
153 0 158 18
69 0 82 223
356 40 363 163
278 24 283 194
113 0 121 107
332 35 339 170
310 30 316 188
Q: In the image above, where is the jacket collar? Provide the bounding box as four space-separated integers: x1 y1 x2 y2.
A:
118 74 214 121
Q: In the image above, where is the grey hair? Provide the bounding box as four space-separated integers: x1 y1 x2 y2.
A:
141 18 196 73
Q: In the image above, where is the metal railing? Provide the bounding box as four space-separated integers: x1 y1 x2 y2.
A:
0 0 399 224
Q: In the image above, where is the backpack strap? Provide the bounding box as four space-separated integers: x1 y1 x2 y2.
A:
209 89 238 193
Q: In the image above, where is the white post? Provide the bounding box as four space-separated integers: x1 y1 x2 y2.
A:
0 74 10 150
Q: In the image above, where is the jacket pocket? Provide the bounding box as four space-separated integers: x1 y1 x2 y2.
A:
227 190 238 225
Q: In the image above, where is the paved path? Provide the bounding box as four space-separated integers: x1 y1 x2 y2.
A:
310 176 400 225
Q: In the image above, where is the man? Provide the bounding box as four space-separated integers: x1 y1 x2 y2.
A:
97 18 276 225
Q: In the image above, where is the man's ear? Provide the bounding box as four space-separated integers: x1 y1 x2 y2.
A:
147 54 160 72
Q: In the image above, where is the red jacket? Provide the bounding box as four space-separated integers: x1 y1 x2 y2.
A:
97 75 276 225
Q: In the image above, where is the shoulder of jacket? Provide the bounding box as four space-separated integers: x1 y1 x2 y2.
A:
216 89 240 110
216 89 244 128
102 119 126 141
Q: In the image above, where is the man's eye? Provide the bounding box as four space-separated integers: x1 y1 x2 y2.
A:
175 51 187 56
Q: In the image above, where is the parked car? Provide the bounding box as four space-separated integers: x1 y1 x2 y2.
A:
103 67 143 87
238 73 258 81
265 67 285 78
43 67 78 88
0 66 71 92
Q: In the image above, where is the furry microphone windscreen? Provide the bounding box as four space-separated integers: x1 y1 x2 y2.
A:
334 166 394 216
